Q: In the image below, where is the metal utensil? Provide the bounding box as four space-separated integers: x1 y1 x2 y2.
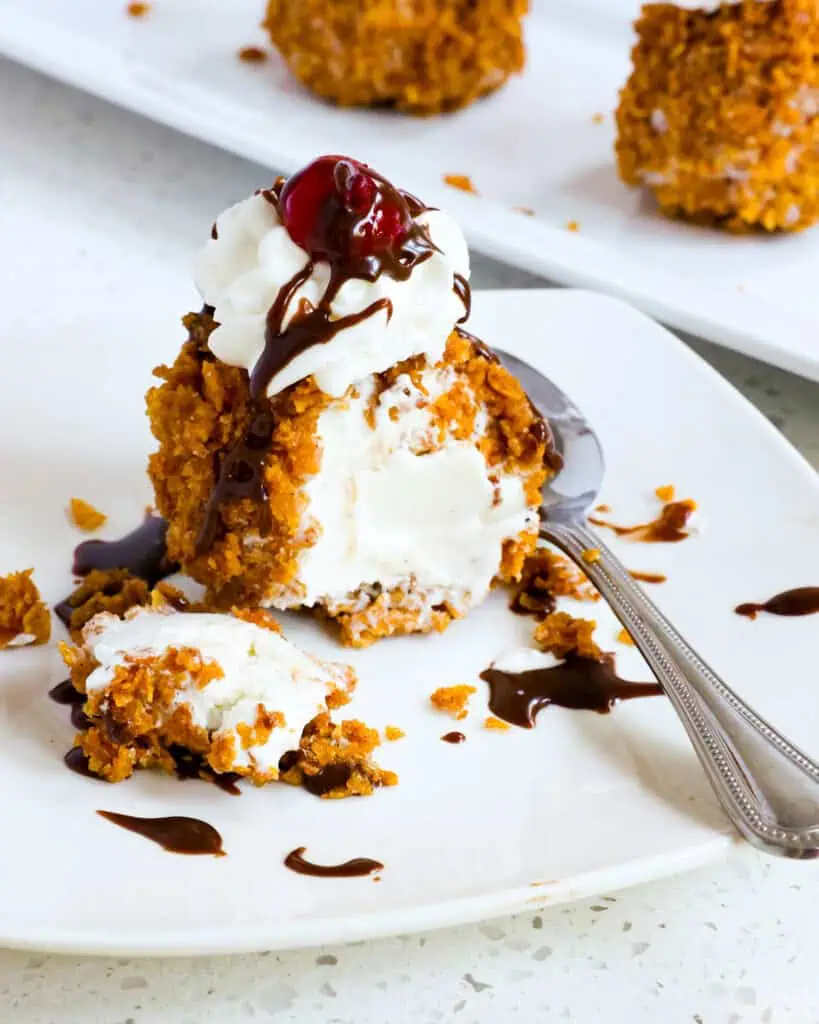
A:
498 348 819 859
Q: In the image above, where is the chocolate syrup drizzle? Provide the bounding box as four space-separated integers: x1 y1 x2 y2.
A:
441 731 466 744
588 501 695 543
284 846 382 878
453 273 471 323
481 655 663 729
97 810 226 856
49 678 91 730
72 515 177 586
196 169 452 554
736 586 819 620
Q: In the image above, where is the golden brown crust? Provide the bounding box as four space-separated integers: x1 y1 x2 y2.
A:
616 0 819 232
61 608 391 796
263 0 528 115
511 547 599 617
280 714 398 797
430 684 476 720
0 569 51 649
147 311 330 609
68 498 107 532
57 570 190 641
444 174 479 194
148 312 549 646
534 611 600 660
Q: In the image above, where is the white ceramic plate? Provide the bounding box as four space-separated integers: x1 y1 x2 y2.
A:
1 288 818 957
1 0 818 381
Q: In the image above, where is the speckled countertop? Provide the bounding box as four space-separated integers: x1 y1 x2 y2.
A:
1 58 819 1024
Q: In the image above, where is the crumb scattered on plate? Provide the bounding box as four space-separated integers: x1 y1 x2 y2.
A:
430 684 476 720
655 484 675 502
484 716 510 731
68 498 107 533
581 548 601 564
592 112 605 125
384 725 405 741
443 174 478 194
535 611 600 659
126 1 150 16
0 569 51 649
616 627 635 646
595 503 611 513
238 46 269 64
567 220 580 232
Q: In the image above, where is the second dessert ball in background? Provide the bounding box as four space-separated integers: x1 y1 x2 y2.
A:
263 0 529 115
616 0 819 233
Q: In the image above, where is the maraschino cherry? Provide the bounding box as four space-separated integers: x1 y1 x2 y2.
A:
278 155 412 262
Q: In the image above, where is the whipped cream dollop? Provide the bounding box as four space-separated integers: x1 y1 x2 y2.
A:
83 610 347 772
270 367 535 612
194 191 469 398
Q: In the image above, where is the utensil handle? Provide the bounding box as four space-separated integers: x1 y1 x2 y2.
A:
542 519 819 859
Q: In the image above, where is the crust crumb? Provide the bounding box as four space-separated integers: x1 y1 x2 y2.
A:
430 684 476 720
68 498 107 533
534 611 601 660
0 569 51 648
444 174 478 194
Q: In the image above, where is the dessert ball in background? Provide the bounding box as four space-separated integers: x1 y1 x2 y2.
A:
263 0 529 115
147 156 555 647
616 0 819 232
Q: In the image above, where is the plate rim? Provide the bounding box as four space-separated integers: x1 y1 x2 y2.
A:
0 834 730 957
0 2 818 383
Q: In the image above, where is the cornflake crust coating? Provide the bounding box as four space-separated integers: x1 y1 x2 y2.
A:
60 604 395 796
616 0 819 232
263 0 528 115
0 569 51 649
57 569 189 640
148 317 551 647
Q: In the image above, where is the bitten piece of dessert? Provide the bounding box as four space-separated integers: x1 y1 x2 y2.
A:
263 0 528 115
61 605 394 794
0 569 51 649
148 155 556 646
616 0 819 232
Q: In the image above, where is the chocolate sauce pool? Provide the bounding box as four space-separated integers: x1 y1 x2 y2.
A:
284 846 382 878
481 655 663 728
73 514 177 585
735 587 819 620
97 810 225 856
